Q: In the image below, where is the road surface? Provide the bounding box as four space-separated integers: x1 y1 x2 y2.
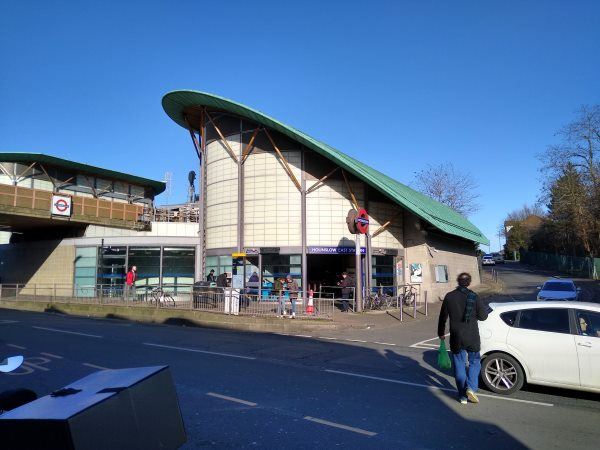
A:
1 263 598 449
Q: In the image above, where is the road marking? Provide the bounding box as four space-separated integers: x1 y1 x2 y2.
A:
82 363 111 370
373 342 397 346
318 336 337 340
40 352 63 359
325 369 554 407
143 343 256 360
0 320 19 324
32 326 102 339
294 334 312 338
345 339 367 343
207 392 257 407
6 344 26 350
410 334 448 349
303 416 377 437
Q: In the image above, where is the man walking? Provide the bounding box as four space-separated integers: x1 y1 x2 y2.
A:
285 274 299 319
438 272 488 404
125 265 137 300
337 272 353 312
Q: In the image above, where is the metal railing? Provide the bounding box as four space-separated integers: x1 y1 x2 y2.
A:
364 284 428 321
0 284 335 321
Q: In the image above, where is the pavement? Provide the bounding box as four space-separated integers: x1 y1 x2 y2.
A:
1 262 599 449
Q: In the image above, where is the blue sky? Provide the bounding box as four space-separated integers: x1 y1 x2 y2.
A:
1 1 599 251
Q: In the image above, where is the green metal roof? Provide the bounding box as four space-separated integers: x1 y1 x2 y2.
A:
0 152 166 195
162 90 488 245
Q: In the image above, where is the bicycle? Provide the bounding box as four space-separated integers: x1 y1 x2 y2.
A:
399 285 417 307
149 287 176 307
365 292 394 310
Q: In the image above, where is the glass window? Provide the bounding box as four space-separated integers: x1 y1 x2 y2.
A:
371 255 394 288
75 247 97 297
501 311 518 327
435 265 449 283
576 310 600 338
97 246 126 289
542 281 575 292
128 247 160 293
518 308 570 334
162 247 195 293
262 254 302 289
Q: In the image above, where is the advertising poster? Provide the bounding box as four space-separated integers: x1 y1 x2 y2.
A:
410 263 423 283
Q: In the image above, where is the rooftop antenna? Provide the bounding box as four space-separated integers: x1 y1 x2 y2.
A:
163 171 173 205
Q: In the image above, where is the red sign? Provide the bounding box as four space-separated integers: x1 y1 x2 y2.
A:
355 208 369 234
54 199 69 212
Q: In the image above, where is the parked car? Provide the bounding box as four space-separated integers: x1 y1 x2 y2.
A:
482 255 495 266
491 252 505 264
536 278 580 301
479 301 600 395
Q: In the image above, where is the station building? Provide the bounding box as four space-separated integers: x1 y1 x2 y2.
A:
0 91 488 301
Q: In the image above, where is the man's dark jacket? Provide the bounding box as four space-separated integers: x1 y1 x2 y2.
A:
437 287 488 353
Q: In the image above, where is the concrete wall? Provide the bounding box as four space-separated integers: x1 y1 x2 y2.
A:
0 240 74 286
403 210 480 302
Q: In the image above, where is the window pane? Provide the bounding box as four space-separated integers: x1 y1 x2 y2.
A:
97 246 126 286
577 310 600 338
501 311 518 327
519 308 570 334
128 247 160 287
163 247 195 286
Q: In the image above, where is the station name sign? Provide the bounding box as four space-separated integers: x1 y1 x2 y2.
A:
308 246 366 255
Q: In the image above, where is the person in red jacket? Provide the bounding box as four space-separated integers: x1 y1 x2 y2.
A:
125 266 137 300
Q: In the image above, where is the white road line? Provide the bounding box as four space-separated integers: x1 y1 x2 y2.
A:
345 339 367 343
32 326 102 339
294 334 312 338
82 363 111 370
410 334 448 348
6 344 26 350
207 392 257 407
143 343 256 360
40 352 63 359
0 320 19 324
318 336 337 340
373 342 397 346
303 416 377 437
324 369 554 407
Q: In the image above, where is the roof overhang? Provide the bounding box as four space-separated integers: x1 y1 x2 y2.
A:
162 90 489 245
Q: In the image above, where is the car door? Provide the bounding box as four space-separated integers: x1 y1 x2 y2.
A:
507 308 579 386
574 309 600 390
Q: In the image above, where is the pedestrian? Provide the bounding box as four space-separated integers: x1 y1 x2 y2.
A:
125 265 137 300
285 274 299 319
337 272 353 312
206 269 216 283
438 272 489 404
274 277 286 317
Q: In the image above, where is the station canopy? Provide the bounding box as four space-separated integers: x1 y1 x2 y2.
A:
162 90 488 245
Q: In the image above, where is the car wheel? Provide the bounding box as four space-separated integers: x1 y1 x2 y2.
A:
481 353 524 395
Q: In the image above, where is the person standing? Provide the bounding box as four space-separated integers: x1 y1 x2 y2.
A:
285 274 299 319
206 269 216 283
125 266 137 300
438 272 489 404
274 277 286 317
337 272 353 312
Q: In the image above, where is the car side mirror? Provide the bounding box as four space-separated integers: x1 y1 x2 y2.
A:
536 286 542 290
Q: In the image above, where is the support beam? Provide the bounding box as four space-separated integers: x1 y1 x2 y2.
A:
305 167 339 195
15 162 36 184
38 164 57 191
371 211 402 238
205 110 239 163
263 128 302 191
341 170 360 211
241 127 261 164
184 115 202 160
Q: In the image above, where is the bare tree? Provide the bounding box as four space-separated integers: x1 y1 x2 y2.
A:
412 162 480 216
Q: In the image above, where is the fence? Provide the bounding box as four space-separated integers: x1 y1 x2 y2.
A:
363 284 428 321
521 251 600 280
0 284 336 321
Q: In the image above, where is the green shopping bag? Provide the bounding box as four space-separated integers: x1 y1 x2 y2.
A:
437 339 452 370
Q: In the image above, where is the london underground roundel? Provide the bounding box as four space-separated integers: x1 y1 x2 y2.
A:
355 208 369 234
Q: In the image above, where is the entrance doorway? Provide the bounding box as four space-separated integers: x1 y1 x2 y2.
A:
307 254 360 297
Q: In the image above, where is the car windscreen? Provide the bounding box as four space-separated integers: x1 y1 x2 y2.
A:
542 282 575 292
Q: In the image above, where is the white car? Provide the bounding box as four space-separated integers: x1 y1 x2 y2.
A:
491 252 505 264
537 278 580 301
479 301 600 395
482 255 495 266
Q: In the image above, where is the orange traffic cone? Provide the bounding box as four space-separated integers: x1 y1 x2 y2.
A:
306 289 314 315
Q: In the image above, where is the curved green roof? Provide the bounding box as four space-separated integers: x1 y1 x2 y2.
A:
162 90 488 245
0 152 166 195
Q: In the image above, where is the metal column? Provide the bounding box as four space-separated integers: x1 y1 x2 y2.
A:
301 148 307 297
355 234 363 312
